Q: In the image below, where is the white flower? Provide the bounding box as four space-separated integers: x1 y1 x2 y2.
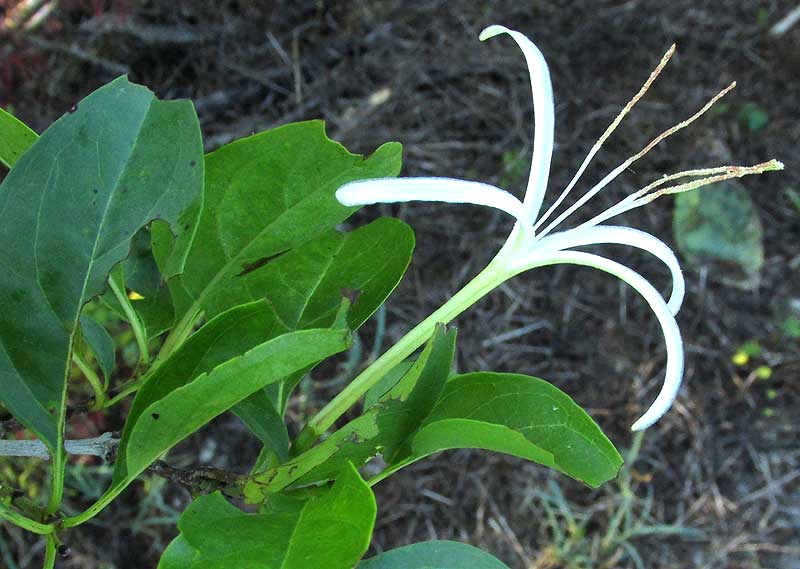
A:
336 25 782 430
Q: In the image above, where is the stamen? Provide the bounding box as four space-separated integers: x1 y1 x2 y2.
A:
581 159 783 228
577 165 748 229
534 45 676 232
536 81 737 239
638 159 783 202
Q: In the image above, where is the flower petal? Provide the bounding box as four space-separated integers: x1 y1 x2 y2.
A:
336 177 525 221
480 25 554 222
512 250 684 431
536 226 685 314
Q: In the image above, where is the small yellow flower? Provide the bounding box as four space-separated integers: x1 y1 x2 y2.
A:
732 352 750 366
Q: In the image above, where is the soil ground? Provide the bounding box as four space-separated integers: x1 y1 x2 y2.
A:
1 1 798 568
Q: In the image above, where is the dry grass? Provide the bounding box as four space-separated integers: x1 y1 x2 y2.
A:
1 1 798 568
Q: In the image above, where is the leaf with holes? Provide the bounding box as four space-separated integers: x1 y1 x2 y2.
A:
243 325 456 499
153 120 402 346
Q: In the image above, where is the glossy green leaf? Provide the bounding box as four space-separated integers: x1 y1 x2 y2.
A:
120 324 349 486
156 120 402 328
232 216 414 424
0 77 203 450
159 463 375 569
256 217 413 331
79 315 115 382
244 326 456 499
0 106 37 168
112 299 348 486
113 300 288 483
403 373 623 488
357 541 510 569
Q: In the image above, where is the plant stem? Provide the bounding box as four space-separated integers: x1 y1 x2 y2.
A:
101 359 161 410
108 275 150 364
46 366 71 516
0 503 54 535
43 534 57 569
294 253 513 453
72 353 105 410
152 307 201 367
103 378 146 409
45 448 65 516
60 490 115 529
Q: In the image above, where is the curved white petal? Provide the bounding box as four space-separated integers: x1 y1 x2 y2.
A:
512 250 684 431
535 226 685 314
336 177 525 221
480 25 554 222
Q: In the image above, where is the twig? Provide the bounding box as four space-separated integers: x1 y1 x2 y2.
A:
145 460 243 494
79 14 215 45
0 433 117 461
23 35 129 75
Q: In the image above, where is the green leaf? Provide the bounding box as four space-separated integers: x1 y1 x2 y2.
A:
357 541 510 569
79 315 115 382
158 120 402 327
114 299 289 483
234 389 290 463
232 216 414 422
244 325 456 498
119 324 349 486
404 372 623 488
257 217 414 332
112 299 351 486
673 180 763 289
159 463 376 569
363 360 414 410
0 76 203 451
0 106 37 168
